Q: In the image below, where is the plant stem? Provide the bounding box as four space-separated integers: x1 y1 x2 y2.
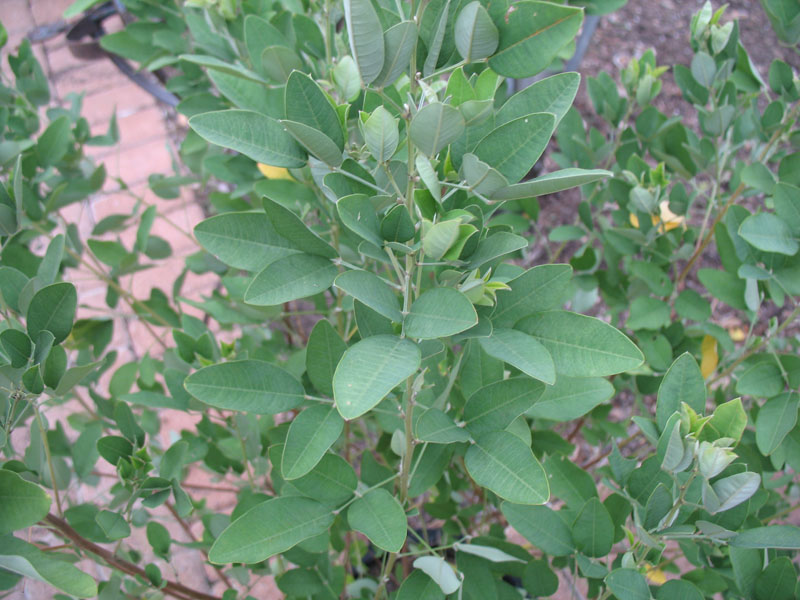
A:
165 502 232 589
43 514 222 600
34 404 63 517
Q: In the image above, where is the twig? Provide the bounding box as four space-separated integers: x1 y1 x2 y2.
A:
43 514 222 600
165 502 232 589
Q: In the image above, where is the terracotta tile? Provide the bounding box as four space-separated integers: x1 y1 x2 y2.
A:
78 81 155 125
52 57 129 97
30 0 74 26
93 137 173 186
0 0 34 35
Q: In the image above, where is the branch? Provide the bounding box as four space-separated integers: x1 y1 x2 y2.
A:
43 514 224 600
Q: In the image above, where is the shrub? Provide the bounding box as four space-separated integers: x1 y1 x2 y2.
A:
1 1 799 600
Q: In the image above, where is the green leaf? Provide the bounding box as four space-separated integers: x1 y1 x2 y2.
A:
382 204 415 242
0 470 51 535
374 22 418 88
709 472 760 513
464 377 544 436
95 510 130 541
347 488 407 552
698 268 746 310
656 353 706 430
460 153 509 196
422 0 451 77
260 46 303 83
184 360 304 414
754 557 797 600
337 194 383 247
605 568 650 600
736 362 785 398
36 116 71 167
412 556 461 595
527 376 613 421
466 232 528 269
189 110 306 168
335 270 402 322
626 296 670 330
492 264 572 327
262 197 337 258
773 183 800 235
288 453 357 506
416 408 471 443
286 71 344 150
455 1 499 62
96 436 133 466
333 335 421 420
397 570 446 600
282 405 344 479
655 580 704 600
0 329 31 368
281 120 343 166
500 503 574 556
422 220 460 260
344 0 385 84
739 212 799 255
405 288 478 339
244 15 290 73
478 328 555 384
488 1 583 78
497 72 580 127
208 497 334 564
364 106 399 163
453 542 524 563
491 168 611 200
245 253 337 305
306 319 347 396
474 113 555 183
730 526 800 549
26 283 77 345
572 498 614 557
409 103 465 158
700 398 747 444
756 392 799 455
465 431 549 505
516 311 644 377
0 536 96 598
194 212 299 271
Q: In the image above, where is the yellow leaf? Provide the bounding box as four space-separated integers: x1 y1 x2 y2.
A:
645 565 667 585
629 212 640 228
257 163 293 180
701 335 718 379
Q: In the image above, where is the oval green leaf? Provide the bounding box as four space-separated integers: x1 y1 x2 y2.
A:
26 282 77 345
515 311 644 377
465 431 549 505
282 404 344 480
335 270 402 322
333 335 421 420
189 109 306 168
208 496 334 564
184 360 304 414
245 253 338 306
347 488 407 552
478 328 555 384
0 470 51 535
404 288 478 339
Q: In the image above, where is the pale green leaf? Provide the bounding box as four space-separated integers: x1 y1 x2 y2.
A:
194 212 299 271
454 2 499 62
306 319 347 396
739 212 799 255
335 270 402 322
347 488 407 552
516 311 644 377
282 405 344 479
491 168 612 200
527 376 613 421
410 103 465 158
208 497 334 564
412 556 461 595
405 288 478 339
189 110 306 168
491 264 572 327
0 470 51 535
464 377 544 436
184 360 304 414
497 72 581 127
478 328 554 384
500 503 574 556
375 22 418 88
364 106 399 163
656 353 706 430
245 253 337 305
474 113 555 183
465 431 549 505
333 335 421 419
344 0 385 84
755 392 799 455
